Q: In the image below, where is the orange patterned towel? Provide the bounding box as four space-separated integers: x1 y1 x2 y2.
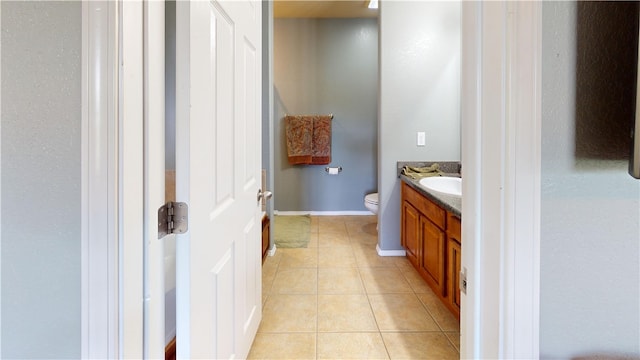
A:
285 115 332 165
311 115 332 165
285 115 313 165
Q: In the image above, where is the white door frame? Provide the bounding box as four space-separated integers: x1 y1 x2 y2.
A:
119 0 168 358
119 1 145 358
84 1 544 358
81 1 120 358
461 2 541 358
28 1 157 358
95 1 165 358
142 1 166 358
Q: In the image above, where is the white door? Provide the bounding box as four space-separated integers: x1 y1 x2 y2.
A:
175 1 262 358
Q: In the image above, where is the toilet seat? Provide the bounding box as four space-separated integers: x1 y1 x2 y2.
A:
364 193 379 230
364 193 378 206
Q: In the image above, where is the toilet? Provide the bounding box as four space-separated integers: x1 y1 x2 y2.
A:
364 193 379 214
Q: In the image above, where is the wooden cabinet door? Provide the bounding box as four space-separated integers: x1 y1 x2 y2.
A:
448 238 462 315
420 217 446 295
402 201 421 268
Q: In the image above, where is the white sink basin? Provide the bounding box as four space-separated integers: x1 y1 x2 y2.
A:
418 176 462 198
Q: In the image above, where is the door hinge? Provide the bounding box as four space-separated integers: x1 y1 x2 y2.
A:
460 267 467 295
158 202 188 239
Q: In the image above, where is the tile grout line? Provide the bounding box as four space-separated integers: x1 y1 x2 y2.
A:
402 271 444 332
355 231 393 360
399 252 461 355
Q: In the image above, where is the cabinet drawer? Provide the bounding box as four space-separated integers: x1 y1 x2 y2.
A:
402 182 445 229
447 212 461 244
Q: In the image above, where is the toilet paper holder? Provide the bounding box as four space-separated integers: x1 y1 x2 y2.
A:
325 166 342 174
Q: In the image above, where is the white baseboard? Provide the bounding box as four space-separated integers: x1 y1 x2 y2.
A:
376 244 406 257
274 210 375 216
267 245 277 257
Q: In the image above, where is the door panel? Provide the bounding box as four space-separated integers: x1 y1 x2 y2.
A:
448 238 461 311
402 201 420 268
213 8 234 207
175 1 261 358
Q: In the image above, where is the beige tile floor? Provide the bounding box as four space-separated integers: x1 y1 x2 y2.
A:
248 215 460 360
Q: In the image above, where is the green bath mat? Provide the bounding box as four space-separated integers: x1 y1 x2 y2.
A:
273 215 311 248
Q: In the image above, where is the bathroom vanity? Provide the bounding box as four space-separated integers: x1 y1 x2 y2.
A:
400 174 461 320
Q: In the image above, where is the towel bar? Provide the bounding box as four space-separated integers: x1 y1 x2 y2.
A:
284 113 333 119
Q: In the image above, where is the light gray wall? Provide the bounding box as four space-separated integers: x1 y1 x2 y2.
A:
541 2 640 358
378 1 460 251
165 1 176 171
273 18 378 211
164 0 177 345
262 1 271 175
262 1 275 224
1 1 81 358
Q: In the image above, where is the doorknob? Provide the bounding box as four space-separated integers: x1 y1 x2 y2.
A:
257 189 273 203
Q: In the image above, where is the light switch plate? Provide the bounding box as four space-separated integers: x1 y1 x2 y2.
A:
417 132 426 146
